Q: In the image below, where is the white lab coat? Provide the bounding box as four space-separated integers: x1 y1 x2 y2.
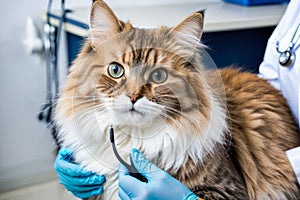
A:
259 0 300 184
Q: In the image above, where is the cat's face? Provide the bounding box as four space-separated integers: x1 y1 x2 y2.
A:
94 32 206 127
59 0 211 130
91 4 211 129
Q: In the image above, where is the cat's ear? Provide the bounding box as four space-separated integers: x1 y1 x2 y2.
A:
171 10 205 44
90 0 123 47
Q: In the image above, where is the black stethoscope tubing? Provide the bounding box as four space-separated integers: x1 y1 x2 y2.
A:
39 0 67 145
109 126 148 182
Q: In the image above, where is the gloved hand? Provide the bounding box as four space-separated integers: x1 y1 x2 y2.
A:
118 148 200 200
54 148 106 199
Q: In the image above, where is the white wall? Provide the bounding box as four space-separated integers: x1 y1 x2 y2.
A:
0 0 206 192
0 0 89 192
0 0 57 192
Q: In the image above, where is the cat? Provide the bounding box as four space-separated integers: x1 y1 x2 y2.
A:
55 0 300 199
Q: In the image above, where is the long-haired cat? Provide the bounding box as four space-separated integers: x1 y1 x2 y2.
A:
55 0 300 199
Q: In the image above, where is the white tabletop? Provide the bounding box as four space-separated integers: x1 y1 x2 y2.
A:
46 0 288 37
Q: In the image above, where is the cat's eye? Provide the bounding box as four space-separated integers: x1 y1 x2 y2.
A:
107 63 125 79
150 68 168 84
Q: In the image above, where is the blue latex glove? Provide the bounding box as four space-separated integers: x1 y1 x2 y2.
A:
54 148 106 199
118 149 200 200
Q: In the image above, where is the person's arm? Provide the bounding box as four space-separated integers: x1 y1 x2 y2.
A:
54 148 106 199
118 148 202 200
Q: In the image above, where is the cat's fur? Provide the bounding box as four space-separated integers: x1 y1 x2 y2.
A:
55 0 300 199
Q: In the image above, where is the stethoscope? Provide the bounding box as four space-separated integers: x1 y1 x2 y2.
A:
276 21 300 67
109 126 148 182
38 0 68 146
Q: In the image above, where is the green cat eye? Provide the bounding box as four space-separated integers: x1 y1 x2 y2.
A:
107 63 125 79
150 68 168 84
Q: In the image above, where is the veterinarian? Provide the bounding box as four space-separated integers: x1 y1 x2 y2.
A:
54 0 300 199
258 0 300 187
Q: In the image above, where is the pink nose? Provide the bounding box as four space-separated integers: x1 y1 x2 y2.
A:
130 94 142 104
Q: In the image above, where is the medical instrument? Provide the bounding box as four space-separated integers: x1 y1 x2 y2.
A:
109 126 148 182
276 22 300 67
38 0 69 145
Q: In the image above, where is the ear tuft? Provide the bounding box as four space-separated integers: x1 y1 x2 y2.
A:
90 0 122 46
171 10 205 44
196 9 206 17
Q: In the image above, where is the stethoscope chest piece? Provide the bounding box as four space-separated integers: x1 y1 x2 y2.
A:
276 22 300 68
279 49 295 67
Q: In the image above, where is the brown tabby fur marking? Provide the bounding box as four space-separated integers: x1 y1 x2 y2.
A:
175 69 300 199
55 1 300 199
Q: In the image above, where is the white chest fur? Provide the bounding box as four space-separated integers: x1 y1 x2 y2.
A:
55 95 227 199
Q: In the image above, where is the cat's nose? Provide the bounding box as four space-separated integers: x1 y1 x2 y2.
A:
129 93 142 104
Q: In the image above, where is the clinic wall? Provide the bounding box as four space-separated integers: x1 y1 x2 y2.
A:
0 0 85 192
0 0 214 192
0 0 58 192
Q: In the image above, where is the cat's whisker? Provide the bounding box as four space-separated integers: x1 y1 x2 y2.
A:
163 106 201 128
141 104 181 122
71 100 102 108
142 106 180 125
57 95 97 99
